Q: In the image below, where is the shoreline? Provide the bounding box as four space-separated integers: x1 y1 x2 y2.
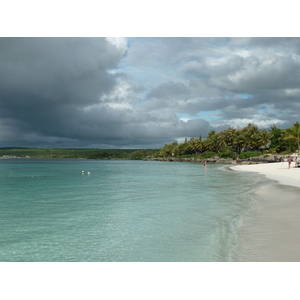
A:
230 161 300 189
230 162 300 261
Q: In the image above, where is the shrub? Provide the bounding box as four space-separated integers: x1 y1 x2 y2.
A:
280 150 293 155
219 146 236 159
200 151 218 159
179 154 202 159
239 151 261 159
219 151 237 159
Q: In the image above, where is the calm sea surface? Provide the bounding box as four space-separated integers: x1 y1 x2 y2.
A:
0 159 265 262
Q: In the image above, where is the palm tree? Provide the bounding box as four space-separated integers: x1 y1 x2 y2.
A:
250 133 265 151
178 141 192 155
207 129 216 138
206 130 219 152
259 130 272 149
284 121 300 150
190 138 203 155
280 129 293 152
216 130 227 150
224 127 237 147
232 129 246 153
241 123 262 151
158 141 179 157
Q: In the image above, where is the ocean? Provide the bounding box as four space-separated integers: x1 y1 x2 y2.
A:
0 158 266 262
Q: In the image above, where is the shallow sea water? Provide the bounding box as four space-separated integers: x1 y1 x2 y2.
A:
0 159 265 262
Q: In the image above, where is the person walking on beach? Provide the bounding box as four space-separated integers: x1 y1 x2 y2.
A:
287 156 292 169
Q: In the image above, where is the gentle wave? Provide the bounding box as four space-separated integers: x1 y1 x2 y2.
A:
0 159 264 261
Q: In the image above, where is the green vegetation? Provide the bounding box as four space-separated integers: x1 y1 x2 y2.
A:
2 121 300 161
158 122 300 159
238 151 261 159
0 148 158 160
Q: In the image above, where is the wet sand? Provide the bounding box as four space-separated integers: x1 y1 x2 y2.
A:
231 162 300 261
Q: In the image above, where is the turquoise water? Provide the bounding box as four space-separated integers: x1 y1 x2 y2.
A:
0 159 263 262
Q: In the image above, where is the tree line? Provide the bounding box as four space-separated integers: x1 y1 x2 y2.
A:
158 122 300 159
1 122 300 160
0 148 158 160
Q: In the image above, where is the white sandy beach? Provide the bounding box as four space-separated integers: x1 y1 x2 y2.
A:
231 161 300 189
231 161 300 261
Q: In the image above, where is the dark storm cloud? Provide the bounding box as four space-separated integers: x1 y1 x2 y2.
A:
0 38 120 102
0 37 130 147
1 37 300 148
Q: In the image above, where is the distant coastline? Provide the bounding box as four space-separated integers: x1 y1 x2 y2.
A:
1 147 298 166
0 148 157 160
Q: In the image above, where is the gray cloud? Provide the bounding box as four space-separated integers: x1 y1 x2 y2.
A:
0 38 127 147
1 37 300 148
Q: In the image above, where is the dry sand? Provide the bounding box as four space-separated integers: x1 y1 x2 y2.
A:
230 161 300 261
231 161 300 189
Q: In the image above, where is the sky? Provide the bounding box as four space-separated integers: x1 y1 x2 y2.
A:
1 1 299 297
1 36 300 149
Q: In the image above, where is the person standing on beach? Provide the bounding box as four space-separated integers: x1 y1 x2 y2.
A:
287 156 292 169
